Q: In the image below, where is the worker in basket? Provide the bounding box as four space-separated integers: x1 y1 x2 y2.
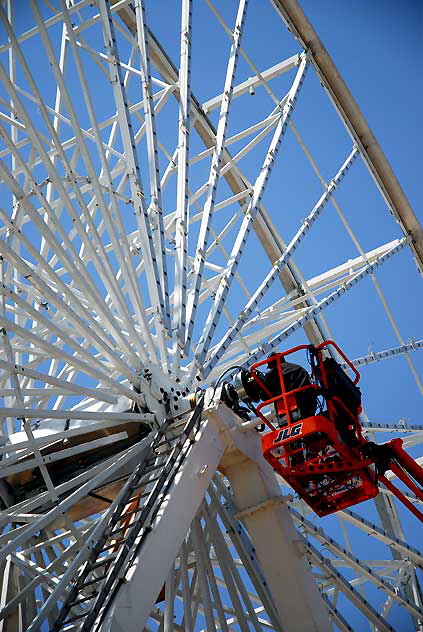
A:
255 340 423 521
262 351 318 425
261 352 320 467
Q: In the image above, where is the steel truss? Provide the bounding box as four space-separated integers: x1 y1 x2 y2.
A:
0 1 421 631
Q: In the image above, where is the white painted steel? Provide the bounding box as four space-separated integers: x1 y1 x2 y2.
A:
100 413 226 632
188 52 310 382
185 0 248 353
0 1 421 631
216 404 330 631
173 0 193 356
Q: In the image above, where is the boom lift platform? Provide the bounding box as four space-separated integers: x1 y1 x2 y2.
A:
224 340 423 520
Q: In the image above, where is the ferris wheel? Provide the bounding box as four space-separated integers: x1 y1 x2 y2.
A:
0 1 422 631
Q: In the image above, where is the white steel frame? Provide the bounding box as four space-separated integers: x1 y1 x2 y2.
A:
0 1 421 631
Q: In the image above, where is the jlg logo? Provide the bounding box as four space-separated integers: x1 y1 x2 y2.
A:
273 423 303 444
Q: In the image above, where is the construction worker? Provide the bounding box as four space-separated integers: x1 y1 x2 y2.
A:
262 352 317 423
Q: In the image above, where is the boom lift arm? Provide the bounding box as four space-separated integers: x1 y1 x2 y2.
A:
363 438 423 522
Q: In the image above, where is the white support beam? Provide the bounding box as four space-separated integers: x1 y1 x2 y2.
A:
0 312 133 389
216 403 330 632
348 340 423 368
0 358 137 403
134 0 170 336
100 413 227 632
202 55 300 113
98 0 172 344
57 0 159 363
185 0 248 352
0 434 152 565
204 145 358 375
0 150 141 368
0 0 100 54
247 236 409 365
189 53 309 381
306 541 394 632
98 401 331 631
290 508 423 620
173 0 193 352
115 2 328 348
2 4 148 359
339 509 423 568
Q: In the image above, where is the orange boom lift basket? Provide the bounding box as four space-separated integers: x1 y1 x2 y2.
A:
252 341 379 517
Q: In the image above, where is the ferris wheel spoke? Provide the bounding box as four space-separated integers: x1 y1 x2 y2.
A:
153 493 275 632
0 2 421 630
172 0 192 356
204 145 358 376
319 593 358 632
0 418 148 475
139 10 317 351
1 333 87 546
0 16 117 288
54 2 159 363
0 268 135 379
0 441 143 533
219 108 284 178
0 525 96 625
245 236 409 366
291 508 423 621
0 407 152 427
185 110 279 215
0 436 151 567
0 160 147 367
202 54 300 115
209 476 291 629
134 0 170 315
205 310 305 375
185 0 248 353
200 501 265 632
306 541 395 632
203 236 413 382
380 487 421 513
0 288 136 384
178 537 195 630
187 53 309 384
337 509 423 570
0 206 146 368
186 114 275 177
347 339 423 370
190 518 220 632
289 121 423 398
0 429 134 481
98 0 172 352
0 354 132 406
0 317 134 394
27 2 152 361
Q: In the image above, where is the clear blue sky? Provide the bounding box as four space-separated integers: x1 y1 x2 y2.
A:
301 0 422 214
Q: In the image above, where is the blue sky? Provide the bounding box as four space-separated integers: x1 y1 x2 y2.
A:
301 0 421 214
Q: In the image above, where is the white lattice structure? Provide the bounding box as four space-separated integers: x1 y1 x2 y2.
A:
0 1 421 631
